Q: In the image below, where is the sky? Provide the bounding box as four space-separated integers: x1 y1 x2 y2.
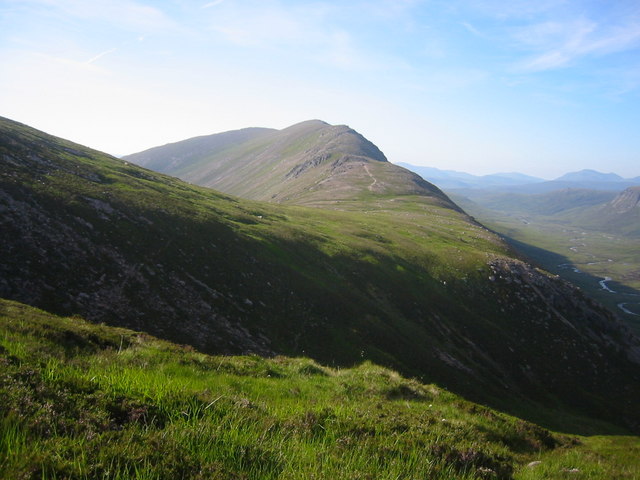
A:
1 0 640 179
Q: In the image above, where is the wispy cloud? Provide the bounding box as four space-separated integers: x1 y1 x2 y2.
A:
83 35 145 65
465 0 567 20
513 17 640 72
202 0 225 8
205 2 383 70
19 0 176 32
86 48 117 64
460 21 483 37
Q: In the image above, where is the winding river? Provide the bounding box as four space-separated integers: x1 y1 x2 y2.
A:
558 265 640 316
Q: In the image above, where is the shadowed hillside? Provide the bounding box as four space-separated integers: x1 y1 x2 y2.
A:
2 116 640 434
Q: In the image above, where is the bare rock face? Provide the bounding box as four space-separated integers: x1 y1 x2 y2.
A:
609 186 640 213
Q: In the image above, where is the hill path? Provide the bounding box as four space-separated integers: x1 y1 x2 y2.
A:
363 164 378 191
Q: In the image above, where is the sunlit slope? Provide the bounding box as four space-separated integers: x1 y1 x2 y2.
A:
4 299 640 480
127 126 276 174
2 116 640 432
125 119 454 208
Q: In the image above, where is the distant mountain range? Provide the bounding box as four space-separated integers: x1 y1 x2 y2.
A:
398 163 640 193
396 163 545 189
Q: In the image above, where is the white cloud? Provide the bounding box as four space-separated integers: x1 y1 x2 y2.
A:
460 21 483 37
204 2 384 71
86 48 117 64
464 0 567 20
16 0 176 32
513 17 640 72
202 0 225 8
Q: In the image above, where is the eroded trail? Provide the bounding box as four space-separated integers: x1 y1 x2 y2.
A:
363 164 377 190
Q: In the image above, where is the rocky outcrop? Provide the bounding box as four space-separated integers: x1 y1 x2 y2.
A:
609 186 640 213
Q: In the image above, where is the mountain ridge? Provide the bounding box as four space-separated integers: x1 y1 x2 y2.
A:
124 121 454 209
2 115 640 433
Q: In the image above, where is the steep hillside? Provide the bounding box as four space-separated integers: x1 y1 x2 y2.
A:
125 120 452 208
4 299 639 480
569 186 640 237
2 116 640 433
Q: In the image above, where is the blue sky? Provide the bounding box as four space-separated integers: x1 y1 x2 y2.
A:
1 0 639 178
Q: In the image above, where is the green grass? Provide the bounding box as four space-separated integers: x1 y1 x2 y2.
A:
1 299 639 480
514 436 640 480
2 115 640 438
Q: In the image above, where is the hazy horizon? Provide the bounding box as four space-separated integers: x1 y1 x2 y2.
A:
2 0 639 179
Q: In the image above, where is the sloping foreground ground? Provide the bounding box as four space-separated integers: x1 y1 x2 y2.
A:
1 299 639 480
1 116 640 433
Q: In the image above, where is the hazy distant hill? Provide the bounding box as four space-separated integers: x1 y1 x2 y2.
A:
396 163 544 189
453 185 639 239
555 169 624 183
514 169 639 194
399 163 639 194
126 121 453 208
453 188 618 217
567 186 640 237
484 168 639 194
610 186 640 212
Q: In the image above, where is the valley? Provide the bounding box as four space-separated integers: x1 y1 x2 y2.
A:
450 191 640 334
2 116 640 478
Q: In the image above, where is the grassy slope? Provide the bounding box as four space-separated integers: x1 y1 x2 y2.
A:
2 116 640 434
126 127 276 174
2 299 639 480
124 120 451 208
